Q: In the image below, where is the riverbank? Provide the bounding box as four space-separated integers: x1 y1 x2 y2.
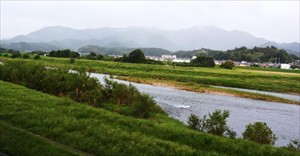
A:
90 73 300 146
2 80 298 155
115 76 300 105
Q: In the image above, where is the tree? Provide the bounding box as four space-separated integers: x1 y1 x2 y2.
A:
187 114 201 130
33 55 40 60
69 58 75 63
191 56 215 67
128 49 146 63
286 139 300 151
242 122 277 145
187 110 236 138
22 53 30 59
220 60 234 69
204 110 234 137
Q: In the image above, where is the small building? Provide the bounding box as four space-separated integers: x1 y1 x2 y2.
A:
280 64 290 69
161 55 176 61
172 58 191 63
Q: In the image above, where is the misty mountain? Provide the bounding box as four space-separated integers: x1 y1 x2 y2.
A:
1 26 299 55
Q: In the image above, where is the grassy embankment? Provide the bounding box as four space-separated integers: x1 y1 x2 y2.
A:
1 80 299 155
1 56 299 104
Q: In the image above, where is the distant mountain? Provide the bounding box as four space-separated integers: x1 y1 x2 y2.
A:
1 26 299 55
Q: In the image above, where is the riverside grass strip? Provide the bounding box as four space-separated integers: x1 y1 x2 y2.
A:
0 121 79 156
0 80 299 156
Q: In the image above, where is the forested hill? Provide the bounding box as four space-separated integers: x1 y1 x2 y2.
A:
77 45 298 63
77 45 172 56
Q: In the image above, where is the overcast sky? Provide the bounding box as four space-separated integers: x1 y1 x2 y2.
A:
1 1 299 43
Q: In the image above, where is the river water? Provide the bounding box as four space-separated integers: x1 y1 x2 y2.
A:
90 73 300 146
211 85 300 102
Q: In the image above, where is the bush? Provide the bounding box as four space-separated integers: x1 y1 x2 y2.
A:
128 49 146 63
22 53 30 59
33 55 40 60
220 61 235 69
187 114 201 130
242 122 277 145
286 139 300 151
0 61 162 118
191 56 215 67
11 51 21 58
187 110 236 138
69 58 75 63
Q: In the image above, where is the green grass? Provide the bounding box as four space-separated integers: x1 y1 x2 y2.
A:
1 56 299 94
1 80 299 156
24 56 300 94
0 122 79 156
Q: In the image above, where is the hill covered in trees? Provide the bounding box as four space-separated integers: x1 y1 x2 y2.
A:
78 45 298 63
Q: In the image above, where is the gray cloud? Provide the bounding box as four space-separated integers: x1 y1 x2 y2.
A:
1 1 299 43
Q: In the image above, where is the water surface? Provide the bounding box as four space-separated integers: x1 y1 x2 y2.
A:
90 73 300 146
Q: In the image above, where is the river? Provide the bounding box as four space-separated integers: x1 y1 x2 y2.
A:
90 73 300 147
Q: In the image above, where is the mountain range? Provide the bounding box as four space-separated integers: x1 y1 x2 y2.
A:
1 26 299 56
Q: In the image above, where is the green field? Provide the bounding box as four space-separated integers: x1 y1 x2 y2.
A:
1 80 299 155
1 55 299 104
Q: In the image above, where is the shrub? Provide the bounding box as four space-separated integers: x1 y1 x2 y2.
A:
128 49 146 63
69 58 75 63
11 51 21 58
187 110 236 138
191 56 215 67
22 53 30 59
33 55 40 60
187 114 201 130
286 139 300 151
220 61 235 69
242 122 277 145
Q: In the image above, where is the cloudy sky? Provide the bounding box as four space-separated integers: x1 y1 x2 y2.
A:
1 1 299 43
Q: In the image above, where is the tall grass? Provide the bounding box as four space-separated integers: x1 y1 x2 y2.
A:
1 80 298 156
2 56 298 94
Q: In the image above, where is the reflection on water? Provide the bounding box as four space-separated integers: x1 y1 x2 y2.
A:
90 73 300 146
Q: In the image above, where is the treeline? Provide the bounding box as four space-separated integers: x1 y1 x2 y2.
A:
114 49 163 65
213 46 296 63
0 48 41 59
49 49 80 58
0 61 163 118
78 45 172 56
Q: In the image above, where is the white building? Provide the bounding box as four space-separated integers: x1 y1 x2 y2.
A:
161 55 176 61
172 58 191 63
280 64 290 69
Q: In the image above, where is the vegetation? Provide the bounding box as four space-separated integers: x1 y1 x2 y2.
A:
0 122 78 156
1 81 299 155
0 60 162 118
242 122 277 145
188 110 236 138
78 45 172 56
22 53 30 59
220 60 235 69
39 57 300 94
191 55 215 67
1 55 299 98
84 52 104 60
128 49 146 63
286 139 300 151
49 49 80 58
